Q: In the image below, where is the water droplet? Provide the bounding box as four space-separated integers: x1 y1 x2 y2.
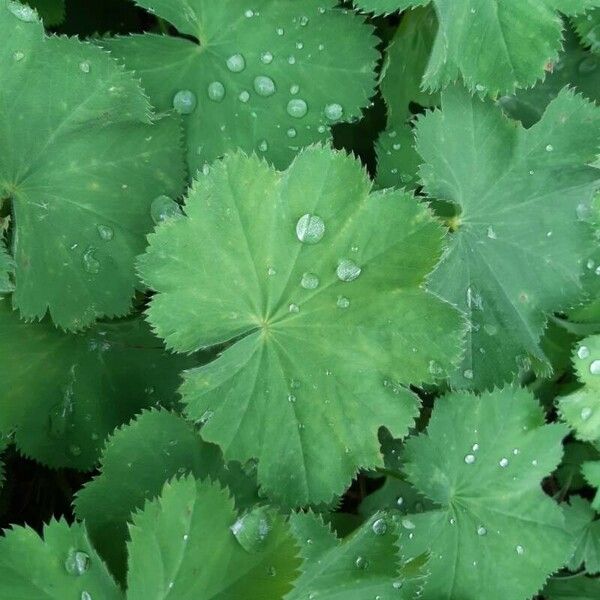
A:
487 226 497 239
208 81 225 102
579 56 598 74
301 272 319 289
300 15 309 26
81 593 92 600
288 55 296 65
372 518 387 536
396 496 404 507
226 53 246 73
172 90 197 114
449 517 456 525
65 550 90 576
296 213 325 244
355 556 368 569
13 50 25 61
499 457 509 468
513 448 520 455
151 195 182 224
591 360 600 375
244 9 254 17
324 103 343 122
581 407 593 421
401 518 415 530
545 144 554 152
289 303 300 314
287 127 297 138
267 565 277 577
97 224 113 241
463 369 474 380
254 75 276 97
475 84 485 92
258 139 268 152
7 1 38 22
238 90 250 103
296 41 304 50
392 581 403 590
82 247 100 274
79 61 91 74
464 454 476 464
515 545 524 555
336 259 361 282
578 345 590 359
267 266 276 276
230 507 272 552
261 51 274 64
276 27 284 35
287 99 308 118
337 296 350 309
577 202 591 220
472 443 480 452
287 394 296 403
477 526 487 536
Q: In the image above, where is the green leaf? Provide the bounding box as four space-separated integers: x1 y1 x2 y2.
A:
127 476 300 599
500 28 600 128
287 510 426 599
544 574 600 599
376 6 438 191
418 85 600 389
101 0 378 173
559 336 600 441
0 519 122 600
399 386 571 600
74 409 258 582
582 460 600 510
138 146 464 506
556 441 600 492
356 0 600 95
574 8 600 53
26 0 65 26
563 496 600 574
0 2 185 330
0 300 193 470
0 238 14 293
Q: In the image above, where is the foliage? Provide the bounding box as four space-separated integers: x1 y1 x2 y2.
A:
0 0 600 598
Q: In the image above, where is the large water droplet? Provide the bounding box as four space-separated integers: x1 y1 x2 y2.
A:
296 214 325 244
578 345 590 359
7 1 38 22
82 247 100 274
324 103 343 122
97 225 113 241
231 507 272 552
590 360 600 375
65 550 90 576
287 99 308 118
581 407 593 421
226 53 246 72
372 518 387 536
254 75 276 97
208 81 225 102
151 195 182 224
464 454 476 464
336 259 361 282
301 272 319 289
499 457 509 468
173 90 197 114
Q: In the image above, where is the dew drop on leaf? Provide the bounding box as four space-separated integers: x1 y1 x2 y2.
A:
290 84 300 95
239 90 250 103
13 51 24 61
464 454 476 464
207 81 225 102
301 272 319 289
296 214 325 244
172 90 197 114
393 581 403 589
151 195 182 224
324 103 343 122
79 61 91 74
499 457 509 468
372 518 387 536
258 139 268 152
355 555 368 569
477 526 487 536
289 303 300 313
260 51 273 64
515 545 524 555
590 360 600 375
336 259 361 282
337 296 350 309
254 75 276 97
64 550 90 576
226 53 246 72
463 369 474 380
230 507 272 552
81 592 92 600
287 99 308 118
97 225 114 241
82 247 100 274
581 407 592 421
287 127 297 138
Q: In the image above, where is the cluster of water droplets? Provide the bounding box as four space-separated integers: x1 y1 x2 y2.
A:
576 344 600 422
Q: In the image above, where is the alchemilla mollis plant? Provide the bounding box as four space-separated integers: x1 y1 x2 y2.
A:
0 0 599 598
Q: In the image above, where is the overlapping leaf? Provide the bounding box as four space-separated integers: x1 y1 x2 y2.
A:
74 410 258 581
559 336 600 441
0 519 122 599
563 496 600 574
27 0 64 25
0 301 194 470
102 0 378 173
287 511 425 599
417 85 600 389
398 386 570 600
127 476 300 599
0 0 185 329
574 8 600 53
544 574 600 599
355 0 600 95
0 239 13 293
583 459 600 510
138 146 464 506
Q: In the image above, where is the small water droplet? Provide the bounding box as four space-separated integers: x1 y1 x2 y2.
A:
260 51 274 64
301 272 319 289
487 226 497 239
287 99 308 118
267 565 277 577
208 81 225 102
230 507 272 552
288 55 296 65
581 407 593 421
300 15 309 26
258 139 268 152
392 581 403 590
290 84 300 95
13 50 25 61
244 9 254 17
499 457 509 468
463 369 474 380
82 247 100 274
267 266 276 276
254 75 276 97
355 556 368 569
81 593 92 600
515 545 524 555
226 53 246 72
590 360 600 375
65 550 90 576
475 84 485 92
337 296 350 309
296 213 325 244
477 526 487 536
97 224 113 241
151 195 182 224
336 259 361 282
289 303 300 314
288 394 296 403
472 443 479 452
238 90 250 103
324 103 343 122
545 144 554 152
401 518 415 530
296 41 304 50
464 454 476 464
372 518 387 536
172 90 197 114
79 61 91 73
7 1 38 22
287 127 297 138
396 496 404 507
577 345 590 359
276 27 284 35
